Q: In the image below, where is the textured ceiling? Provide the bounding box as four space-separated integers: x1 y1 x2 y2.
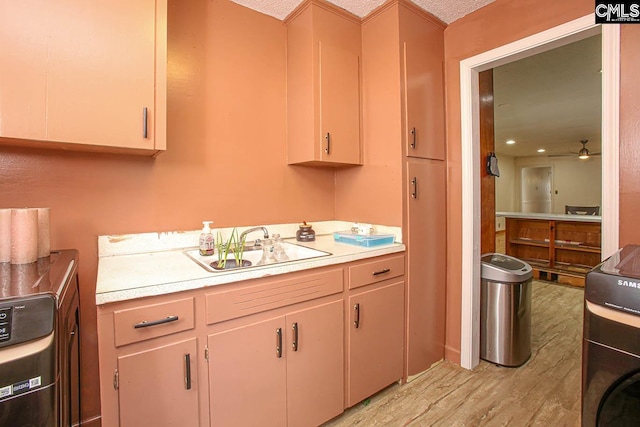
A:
493 35 602 159
229 0 601 161
229 0 496 23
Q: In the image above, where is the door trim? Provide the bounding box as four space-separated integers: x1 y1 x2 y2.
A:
459 15 619 369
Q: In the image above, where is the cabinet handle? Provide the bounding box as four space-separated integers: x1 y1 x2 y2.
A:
143 107 149 139
184 353 191 390
411 177 418 199
324 132 331 154
276 328 283 358
373 268 391 276
292 322 298 352
134 315 179 329
353 303 360 329
410 127 416 149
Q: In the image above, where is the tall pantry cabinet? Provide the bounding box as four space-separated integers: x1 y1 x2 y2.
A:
362 0 447 378
399 2 447 376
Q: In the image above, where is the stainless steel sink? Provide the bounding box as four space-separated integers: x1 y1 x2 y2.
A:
185 241 331 273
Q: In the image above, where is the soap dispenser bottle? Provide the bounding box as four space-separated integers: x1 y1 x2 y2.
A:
199 221 215 256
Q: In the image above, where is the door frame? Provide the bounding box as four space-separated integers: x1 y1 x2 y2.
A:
459 15 620 369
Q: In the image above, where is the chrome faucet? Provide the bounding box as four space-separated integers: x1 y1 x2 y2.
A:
239 227 270 246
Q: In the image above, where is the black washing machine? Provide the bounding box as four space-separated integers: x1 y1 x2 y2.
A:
0 250 80 427
583 244 640 426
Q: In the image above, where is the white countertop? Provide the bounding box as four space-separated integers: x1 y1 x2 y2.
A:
496 212 601 222
96 234 405 305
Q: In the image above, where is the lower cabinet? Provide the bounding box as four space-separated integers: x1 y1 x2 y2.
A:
117 338 200 427
97 295 202 427
97 255 406 426
347 281 405 406
208 300 344 427
208 316 286 427
286 301 344 426
406 159 446 375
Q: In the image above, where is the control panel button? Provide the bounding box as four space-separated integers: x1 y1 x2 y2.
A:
0 308 12 342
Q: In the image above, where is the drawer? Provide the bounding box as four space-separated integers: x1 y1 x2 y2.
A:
113 297 195 347
206 268 343 324
348 255 405 289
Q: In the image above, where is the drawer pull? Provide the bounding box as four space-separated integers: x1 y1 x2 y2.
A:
292 322 299 352
373 268 391 276
354 303 360 329
185 353 192 390
276 328 283 358
143 107 149 139
134 315 179 329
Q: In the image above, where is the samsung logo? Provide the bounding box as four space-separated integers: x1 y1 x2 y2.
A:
618 279 640 289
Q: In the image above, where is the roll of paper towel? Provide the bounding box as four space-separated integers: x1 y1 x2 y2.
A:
0 209 10 263
37 207 50 258
10 208 38 264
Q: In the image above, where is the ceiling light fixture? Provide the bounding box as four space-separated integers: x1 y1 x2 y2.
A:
578 139 590 159
537 148 546 153
506 140 516 145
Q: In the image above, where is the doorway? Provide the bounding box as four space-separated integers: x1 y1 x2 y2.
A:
459 15 620 369
520 167 553 213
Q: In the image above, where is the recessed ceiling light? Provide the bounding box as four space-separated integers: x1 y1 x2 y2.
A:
537 148 546 153
506 140 516 145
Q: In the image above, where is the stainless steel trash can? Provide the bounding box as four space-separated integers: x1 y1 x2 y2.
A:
480 253 533 367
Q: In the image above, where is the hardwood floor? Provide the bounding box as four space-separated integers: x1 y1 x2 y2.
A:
325 280 583 426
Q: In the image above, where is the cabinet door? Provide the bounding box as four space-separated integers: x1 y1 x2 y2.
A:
319 42 361 165
347 281 404 406
46 0 160 150
402 15 445 160
208 316 287 427
406 160 446 375
0 0 48 140
0 0 165 153
117 338 199 427
286 300 344 426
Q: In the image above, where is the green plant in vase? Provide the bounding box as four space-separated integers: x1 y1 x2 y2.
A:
216 231 230 269
231 228 247 267
214 228 247 270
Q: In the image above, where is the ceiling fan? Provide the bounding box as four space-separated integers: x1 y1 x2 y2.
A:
548 139 601 159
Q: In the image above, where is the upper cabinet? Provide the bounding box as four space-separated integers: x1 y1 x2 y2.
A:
399 3 445 160
286 0 362 167
0 0 167 156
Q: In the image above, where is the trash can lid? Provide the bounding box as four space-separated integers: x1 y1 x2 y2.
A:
481 253 533 282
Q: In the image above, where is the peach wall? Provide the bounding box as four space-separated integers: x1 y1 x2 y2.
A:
334 4 404 226
443 0 593 363
0 0 335 422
